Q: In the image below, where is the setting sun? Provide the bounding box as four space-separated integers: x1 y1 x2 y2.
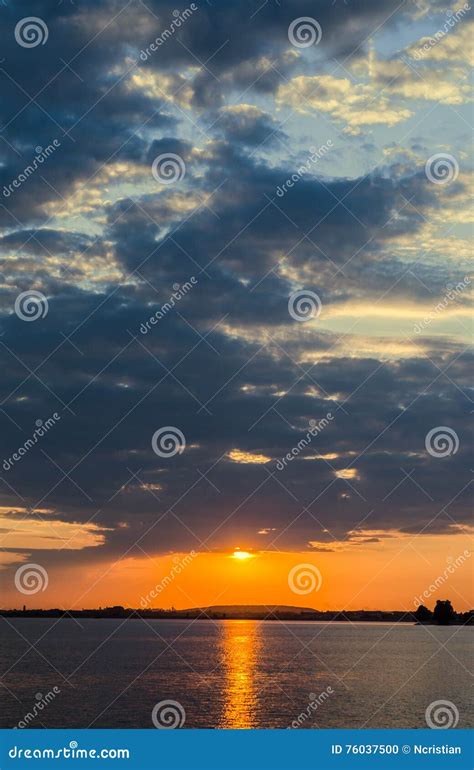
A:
231 550 254 561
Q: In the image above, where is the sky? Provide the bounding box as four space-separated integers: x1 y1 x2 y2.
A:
0 0 472 611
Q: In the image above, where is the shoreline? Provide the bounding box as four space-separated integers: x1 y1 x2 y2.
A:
1 612 471 625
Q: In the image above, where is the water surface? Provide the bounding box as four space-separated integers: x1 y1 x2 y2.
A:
0 619 472 728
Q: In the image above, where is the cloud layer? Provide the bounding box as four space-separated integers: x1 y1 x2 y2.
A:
0 0 471 576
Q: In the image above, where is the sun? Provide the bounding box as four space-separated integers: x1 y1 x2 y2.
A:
231 549 254 561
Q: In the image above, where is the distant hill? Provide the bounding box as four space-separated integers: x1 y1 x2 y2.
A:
178 604 317 617
2 602 472 624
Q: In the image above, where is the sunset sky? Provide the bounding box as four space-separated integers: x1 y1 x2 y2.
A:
0 0 472 611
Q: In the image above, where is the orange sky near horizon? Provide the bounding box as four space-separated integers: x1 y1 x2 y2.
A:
3 531 473 613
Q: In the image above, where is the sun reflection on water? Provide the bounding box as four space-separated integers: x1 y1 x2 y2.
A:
219 620 262 728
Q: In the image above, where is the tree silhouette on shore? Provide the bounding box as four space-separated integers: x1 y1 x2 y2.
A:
415 599 466 625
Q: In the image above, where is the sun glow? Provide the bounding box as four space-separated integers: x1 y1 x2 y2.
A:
231 550 254 560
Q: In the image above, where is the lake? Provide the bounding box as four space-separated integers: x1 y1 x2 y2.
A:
0 619 472 729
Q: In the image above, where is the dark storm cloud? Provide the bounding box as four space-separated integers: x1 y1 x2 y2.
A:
0 0 471 578
0 0 418 227
0 0 177 226
107 142 463 314
211 109 287 148
0 229 95 256
135 0 417 106
0 283 471 569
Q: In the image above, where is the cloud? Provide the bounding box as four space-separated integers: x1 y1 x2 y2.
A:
212 105 287 147
276 75 412 132
0 0 470 581
227 449 272 464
